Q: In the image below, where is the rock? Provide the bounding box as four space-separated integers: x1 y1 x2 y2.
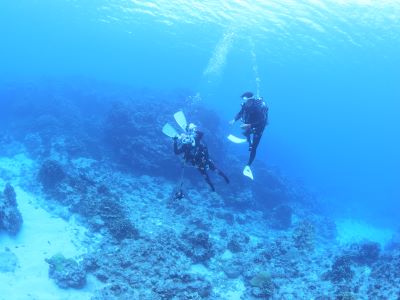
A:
45 253 86 289
98 198 139 241
347 241 381 266
323 255 354 283
181 229 215 263
71 183 139 241
155 274 212 299
38 160 66 190
293 220 315 251
84 230 212 299
367 250 400 299
227 233 250 253
222 260 244 279
107 217 139 241
249 271 275 298
0 183 23 235
92 283 137 300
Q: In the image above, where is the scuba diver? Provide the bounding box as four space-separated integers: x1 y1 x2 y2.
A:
173 123 229 192
229 91 268 175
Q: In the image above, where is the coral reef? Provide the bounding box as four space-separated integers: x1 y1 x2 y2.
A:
38 160 66 190
323 255 355 283
227 232 250 253
45 253 87 289
222 259 244 279
181 229 215 263
366 250 400 299
83 231 212 299
346 241 381 266
39 161 139 241
292 220 315 251
0 183 23 235
249 271 275 298
1 82 398 299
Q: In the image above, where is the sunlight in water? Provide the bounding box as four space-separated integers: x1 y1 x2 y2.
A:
98 0 400 61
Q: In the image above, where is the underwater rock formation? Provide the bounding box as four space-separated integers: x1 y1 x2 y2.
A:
181 229 215 263
39 160 140 241
0 183 23 235
96 197 139 241
249 271 275 298
103 100 179 175
7 83 397 298
38 159 66 190
0 83 106 159
367 249 400 299
102 97 228 181
222 259 244 279
292 220 315 251
84 231 212 299
227 232 250 253
346 240 381 266
323 255 355 283
45 253 86 289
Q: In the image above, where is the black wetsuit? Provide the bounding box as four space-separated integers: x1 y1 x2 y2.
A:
174 131 229 192
234 97 268 166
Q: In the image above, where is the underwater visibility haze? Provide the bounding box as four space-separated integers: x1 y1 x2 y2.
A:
0 0 400 299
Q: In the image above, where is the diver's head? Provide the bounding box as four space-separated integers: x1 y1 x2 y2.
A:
241 91 254 101
186 123 197 134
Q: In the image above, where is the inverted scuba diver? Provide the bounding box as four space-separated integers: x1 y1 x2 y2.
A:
173 123 229 192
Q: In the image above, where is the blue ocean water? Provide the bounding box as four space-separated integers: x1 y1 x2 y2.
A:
2 0 398 224
0 1 400 298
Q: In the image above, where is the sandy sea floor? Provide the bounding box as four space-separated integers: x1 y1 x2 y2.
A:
0 153 103 300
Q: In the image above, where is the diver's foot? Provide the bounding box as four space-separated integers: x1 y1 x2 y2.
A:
224 176 230 184
243 165 254 180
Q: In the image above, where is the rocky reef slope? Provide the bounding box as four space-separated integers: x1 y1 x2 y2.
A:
0 81 399 299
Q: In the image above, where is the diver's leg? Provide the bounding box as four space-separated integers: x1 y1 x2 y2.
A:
217 169 230 184
198 168 215 192
242 128 252 150
248 131 263 166
209 161 229 184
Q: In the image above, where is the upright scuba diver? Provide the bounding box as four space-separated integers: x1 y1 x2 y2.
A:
173 123 229 192
229 91 268 179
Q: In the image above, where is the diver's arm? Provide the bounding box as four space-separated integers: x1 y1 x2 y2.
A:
234 104 245 122
230 104 245 124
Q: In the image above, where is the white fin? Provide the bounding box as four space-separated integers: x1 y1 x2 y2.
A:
227 134 247 144
243 165 254 180
162 123 178 138
174 111 187 132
